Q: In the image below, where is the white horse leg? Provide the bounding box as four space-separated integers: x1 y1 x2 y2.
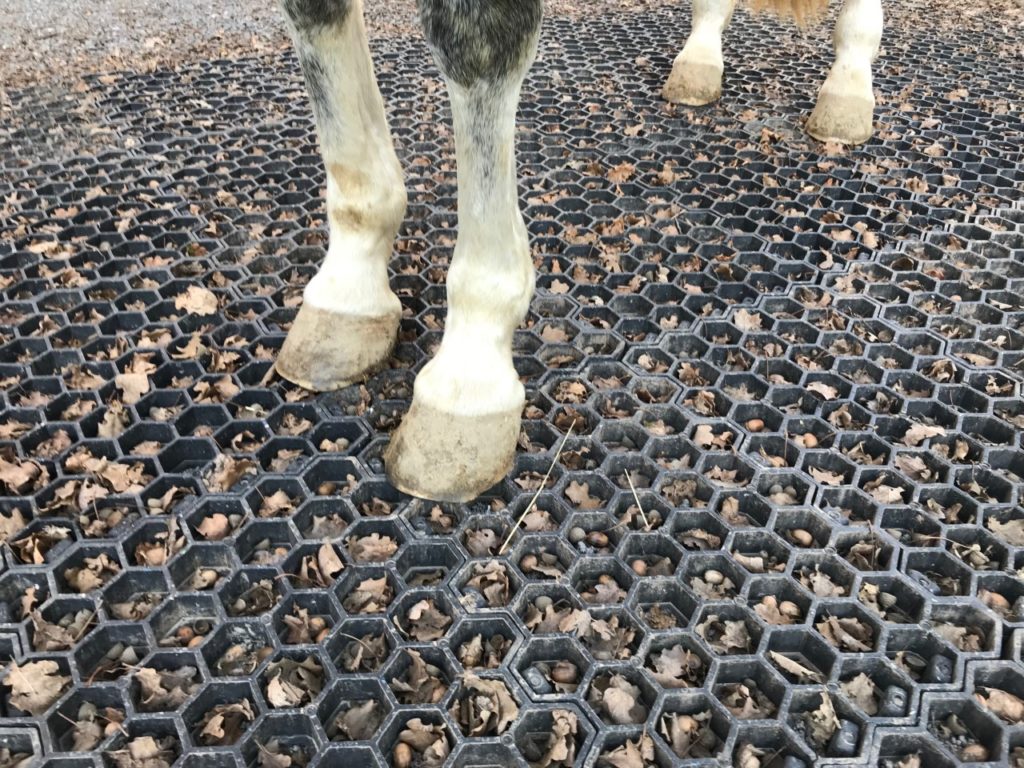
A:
385 1 543 502
806 0 883 144
663 0 736 105
275 0 406 391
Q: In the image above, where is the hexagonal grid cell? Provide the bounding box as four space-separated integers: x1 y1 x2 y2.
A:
1 3 1023 763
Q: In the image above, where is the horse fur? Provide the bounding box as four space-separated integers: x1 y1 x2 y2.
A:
749 0 831 24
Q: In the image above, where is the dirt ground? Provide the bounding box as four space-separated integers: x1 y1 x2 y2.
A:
3 0 1017 93
0 0 681 92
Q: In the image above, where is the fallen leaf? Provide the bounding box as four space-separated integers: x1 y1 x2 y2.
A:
3 660 70 715
175 286 218 316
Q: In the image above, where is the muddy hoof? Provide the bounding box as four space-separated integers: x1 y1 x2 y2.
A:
275 302 400 392
662 60 723 106
806 91 875 145
385 399 522 503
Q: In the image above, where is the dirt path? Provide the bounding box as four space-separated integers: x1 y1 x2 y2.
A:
0 0 684 92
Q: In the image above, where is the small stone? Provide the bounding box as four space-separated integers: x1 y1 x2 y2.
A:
586 531 609 548
827 719 859 757
746 418 765 432
568 527 586 544
631 559 648 576
959 743 989 762
524 666 552 695
550 661 578 685
791 529 813 547
176 626 195 642
703 569 725 585
393 742 413 768
877 685 908 718
922 656 953 686
317 482 336 496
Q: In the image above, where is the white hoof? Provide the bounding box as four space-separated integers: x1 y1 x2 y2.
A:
385 400 522 503
662 59 724 106
806 90 875 145
384 356 524 502
275 302 400 392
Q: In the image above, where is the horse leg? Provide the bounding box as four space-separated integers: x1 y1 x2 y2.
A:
663 0 736 105
275 0 406 391
385 0 544 502
806 0 883 144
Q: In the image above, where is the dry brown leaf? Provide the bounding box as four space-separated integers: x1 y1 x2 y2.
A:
175 285 218 316
902 423 945 446
114 372 150 405
3 660 70 715
976 687 1024 723
841 672 878 715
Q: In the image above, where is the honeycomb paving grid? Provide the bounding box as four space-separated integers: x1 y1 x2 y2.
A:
1 2 1023 767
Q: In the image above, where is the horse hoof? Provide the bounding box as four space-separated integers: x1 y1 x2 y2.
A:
275 302 400 392
385 398 521 503
806 91 874 145
662 60 723 106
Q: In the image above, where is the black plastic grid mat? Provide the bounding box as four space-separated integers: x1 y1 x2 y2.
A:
0 3 1023 768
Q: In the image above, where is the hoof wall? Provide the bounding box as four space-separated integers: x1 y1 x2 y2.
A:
385 400 521 503
807 93 874 145
662 62 723 106
275 302 399 392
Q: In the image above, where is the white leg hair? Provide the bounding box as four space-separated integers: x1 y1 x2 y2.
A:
275 0 406 391
806 0 883 144
385 5 542 502
663 0 736 105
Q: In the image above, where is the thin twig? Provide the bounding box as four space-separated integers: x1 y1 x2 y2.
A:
625 471 651 531
498 419 576 555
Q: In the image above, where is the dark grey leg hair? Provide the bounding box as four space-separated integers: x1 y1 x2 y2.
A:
274 0 407 392
385 0 544 502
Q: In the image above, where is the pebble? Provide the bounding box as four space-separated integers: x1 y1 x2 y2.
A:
923 655 953 684
393 742 413 768
550 661 578 684
828 719 859 757
568 527 586 543
703 569 725 585
586 531 609 548
791 529 813 547
524 666 553 694
631 559 648 576
877 685 907 717
317 482 336 496
959 743 989 762
746 418 765 432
